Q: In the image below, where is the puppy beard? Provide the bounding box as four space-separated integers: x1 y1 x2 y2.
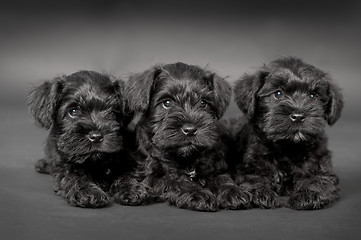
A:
259 102 326 143
150 115 218 158
57 124 123 164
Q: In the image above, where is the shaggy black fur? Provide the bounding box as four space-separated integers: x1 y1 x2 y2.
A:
231 57 344 210
124 62 251 211
28 71 144 208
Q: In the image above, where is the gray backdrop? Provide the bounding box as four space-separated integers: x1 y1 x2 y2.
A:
1 1 360 239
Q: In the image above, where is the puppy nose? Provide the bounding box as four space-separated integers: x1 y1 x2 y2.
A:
88 131 103 142
181 125 198 136
290 113 306 122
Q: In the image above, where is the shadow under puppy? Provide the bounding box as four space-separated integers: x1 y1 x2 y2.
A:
28 71 141 208
124 62 251 211
232 57 343 210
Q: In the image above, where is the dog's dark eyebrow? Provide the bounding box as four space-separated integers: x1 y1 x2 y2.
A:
266 75 287 88
153 74 175 92
154 91 176 103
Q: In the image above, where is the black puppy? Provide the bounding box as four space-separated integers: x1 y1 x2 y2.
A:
28 71 142 208
124 62 251 211
232 57 343 210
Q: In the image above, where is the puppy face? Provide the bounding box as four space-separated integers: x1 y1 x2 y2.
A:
234 57 343 143
148 75 219 157
29 71 125 163
125 62 231 157
256 68 330 142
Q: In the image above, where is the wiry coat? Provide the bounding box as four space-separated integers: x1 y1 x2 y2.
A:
28 71 140 208
232 57 343 210
124 62 251 211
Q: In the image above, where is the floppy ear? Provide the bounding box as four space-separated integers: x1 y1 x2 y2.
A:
124 67 162 113
111 76 125 108
207 73 232 119
233 70 267 120
325 79 344 126
28 76 64 129
111 76 136 125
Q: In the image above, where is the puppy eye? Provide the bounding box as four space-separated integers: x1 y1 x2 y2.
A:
273 90 284 99
200 100 208 109
310 93 317 99
68 108 82 118
162 100 172 109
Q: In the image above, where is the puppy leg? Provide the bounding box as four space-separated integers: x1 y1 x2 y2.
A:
52 170 110 208
157 177 219 212
173 188 218 212
35 158 50 174
288 174 340 210
235 174 280 209
209 174 251 210
109 175 150 206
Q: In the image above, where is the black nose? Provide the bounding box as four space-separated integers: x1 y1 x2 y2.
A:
88 132 103 142
290 113 306 122
181 125 198 136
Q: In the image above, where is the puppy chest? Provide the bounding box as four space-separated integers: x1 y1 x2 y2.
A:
274 154 307 190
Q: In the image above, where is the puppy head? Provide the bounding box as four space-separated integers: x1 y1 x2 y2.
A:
125 62 231 157
234 57 344 143
28 71 125 163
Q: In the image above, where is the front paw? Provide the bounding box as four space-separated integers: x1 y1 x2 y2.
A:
251 187 279 209
112 183 150 206
288 190 339 210
217 185 252 210
66 184 110 208
174 189 218 212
